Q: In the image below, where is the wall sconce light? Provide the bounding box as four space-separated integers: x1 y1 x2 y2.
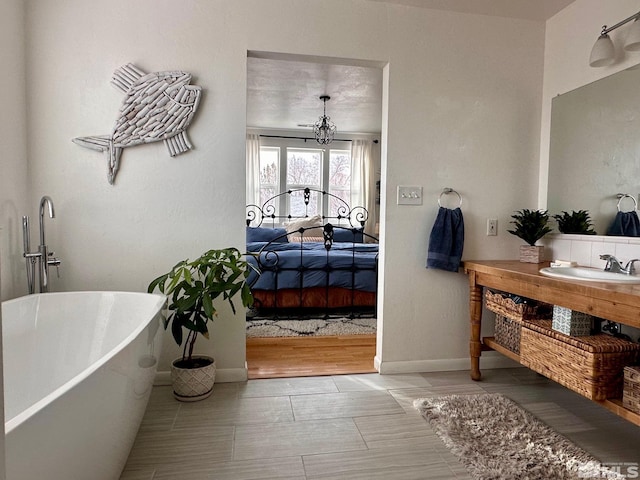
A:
590 10 640 67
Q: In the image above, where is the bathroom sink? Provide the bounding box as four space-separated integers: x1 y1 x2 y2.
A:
539 266 640 284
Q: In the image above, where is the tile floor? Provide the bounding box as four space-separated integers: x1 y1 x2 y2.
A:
120 368 640 479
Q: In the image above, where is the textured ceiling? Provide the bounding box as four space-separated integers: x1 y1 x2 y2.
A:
245 0 576 134
246 56 384 134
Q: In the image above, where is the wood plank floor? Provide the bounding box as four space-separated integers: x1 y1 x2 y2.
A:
246 334 377 379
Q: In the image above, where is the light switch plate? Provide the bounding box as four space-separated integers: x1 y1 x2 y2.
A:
397 186 423 205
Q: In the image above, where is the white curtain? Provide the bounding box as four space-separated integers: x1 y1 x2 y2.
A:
246 133 260 207
351 139 376 239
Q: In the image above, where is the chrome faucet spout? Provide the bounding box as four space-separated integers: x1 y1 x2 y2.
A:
600 254 639 275
22 196 61 294
600 254 623 273
624 259 640 275
39 196 55 246
37 196 59 293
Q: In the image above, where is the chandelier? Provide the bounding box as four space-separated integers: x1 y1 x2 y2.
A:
313 95 337 145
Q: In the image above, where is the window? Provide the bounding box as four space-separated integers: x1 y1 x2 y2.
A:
259 146 279 210
286 148 323 216
258 138 352 220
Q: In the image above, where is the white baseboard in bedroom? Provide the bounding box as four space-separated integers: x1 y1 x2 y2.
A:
154 366 249 386
374 352 521 375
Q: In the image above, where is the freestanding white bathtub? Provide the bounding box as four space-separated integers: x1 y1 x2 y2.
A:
2 291 166 480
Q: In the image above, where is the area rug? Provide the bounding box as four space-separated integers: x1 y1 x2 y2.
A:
413 393 623 480
246 317 376 337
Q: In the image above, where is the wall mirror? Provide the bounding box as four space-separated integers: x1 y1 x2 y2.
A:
547 65 640 235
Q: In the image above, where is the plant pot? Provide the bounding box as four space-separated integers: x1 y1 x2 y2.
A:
170 355 216 402
519 245 544 263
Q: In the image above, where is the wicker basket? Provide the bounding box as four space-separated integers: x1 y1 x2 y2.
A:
520 321 640 400
494 314 523 354
623 366 640 414
485 289 552 321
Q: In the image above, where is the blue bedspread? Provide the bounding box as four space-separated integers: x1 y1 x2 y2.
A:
247 241 379 292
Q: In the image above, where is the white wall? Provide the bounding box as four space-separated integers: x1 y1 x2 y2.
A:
376 5 544 371
19 0 547 378
0 0 29 302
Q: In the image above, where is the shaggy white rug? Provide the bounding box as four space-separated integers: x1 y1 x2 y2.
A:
246 317 376 337
414 393 624 480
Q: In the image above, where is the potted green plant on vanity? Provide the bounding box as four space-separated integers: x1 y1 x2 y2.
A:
552 210 597 235
508 209 553 263
148 248 255 401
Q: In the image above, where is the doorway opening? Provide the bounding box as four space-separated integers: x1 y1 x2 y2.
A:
245 51 385 379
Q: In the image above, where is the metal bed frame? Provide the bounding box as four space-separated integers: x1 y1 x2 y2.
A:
246 187 378 319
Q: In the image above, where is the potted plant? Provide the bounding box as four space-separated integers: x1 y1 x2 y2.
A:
552 210 597 235
508 209 553 263
148 247 255 401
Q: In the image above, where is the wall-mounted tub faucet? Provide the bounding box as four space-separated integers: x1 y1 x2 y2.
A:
22 196 61 293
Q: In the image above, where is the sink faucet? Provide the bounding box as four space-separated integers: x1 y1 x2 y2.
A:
599 254 640 275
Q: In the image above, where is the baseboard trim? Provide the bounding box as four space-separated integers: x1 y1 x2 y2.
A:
154 366 248 386
374 352 521 375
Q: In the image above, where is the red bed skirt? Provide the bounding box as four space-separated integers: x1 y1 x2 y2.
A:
251 287 376 309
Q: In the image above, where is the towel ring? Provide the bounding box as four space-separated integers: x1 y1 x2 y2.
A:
438 188 462 208
617 193 638 212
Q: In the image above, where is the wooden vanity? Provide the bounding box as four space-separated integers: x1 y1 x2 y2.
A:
463 260 640 426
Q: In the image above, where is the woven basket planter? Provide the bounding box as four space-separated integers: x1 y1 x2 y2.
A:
171 355 216 402
623 366 640 414
521 321 640 400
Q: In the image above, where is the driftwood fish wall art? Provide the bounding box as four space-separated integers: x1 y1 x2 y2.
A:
73 63 202 185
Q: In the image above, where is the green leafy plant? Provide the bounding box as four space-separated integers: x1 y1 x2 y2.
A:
508 209 553 246
148 248 255 366
552 210 596 235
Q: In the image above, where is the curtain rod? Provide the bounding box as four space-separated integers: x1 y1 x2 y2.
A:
259 134 379 144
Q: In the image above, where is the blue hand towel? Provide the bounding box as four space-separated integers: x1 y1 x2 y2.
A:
427 207 464 272
606 211 640 237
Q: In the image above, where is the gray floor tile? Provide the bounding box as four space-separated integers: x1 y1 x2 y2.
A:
238 376 339 397
153 456 306 480
353 412 441 450
125 426 235 469
234 418 367 460
332 372 432 392
569 429 640 464
519 401 595 434
291 390 404 421
118 467 156 480
420 368 512 386
174 395 294 429
388 384 487 413
303 447 456 479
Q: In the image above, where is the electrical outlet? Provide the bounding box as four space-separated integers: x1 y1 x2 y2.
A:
487 218 498 236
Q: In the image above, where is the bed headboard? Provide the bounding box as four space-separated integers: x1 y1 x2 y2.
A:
246 187 370 230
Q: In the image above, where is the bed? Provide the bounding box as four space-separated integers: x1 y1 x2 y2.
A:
246 188 378 318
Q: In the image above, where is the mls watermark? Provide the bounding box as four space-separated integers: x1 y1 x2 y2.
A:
578 461 639 479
